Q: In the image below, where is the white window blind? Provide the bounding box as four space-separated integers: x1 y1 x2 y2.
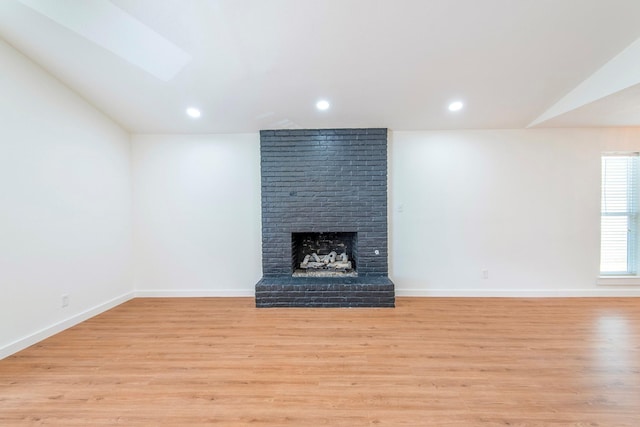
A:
601 154 638 274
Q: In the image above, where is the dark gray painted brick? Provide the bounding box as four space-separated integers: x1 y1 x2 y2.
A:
256 128 394 307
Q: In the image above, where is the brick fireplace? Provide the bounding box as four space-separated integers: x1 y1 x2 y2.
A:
255 128 394 307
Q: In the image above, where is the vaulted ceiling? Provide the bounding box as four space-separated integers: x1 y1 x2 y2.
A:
2 0 640 133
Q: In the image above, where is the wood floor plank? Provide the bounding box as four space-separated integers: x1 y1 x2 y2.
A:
1 297 639 426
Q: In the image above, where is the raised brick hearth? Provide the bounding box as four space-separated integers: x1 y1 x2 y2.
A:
255 128 394 307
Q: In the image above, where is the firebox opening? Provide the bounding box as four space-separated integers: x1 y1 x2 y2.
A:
291 232 357 277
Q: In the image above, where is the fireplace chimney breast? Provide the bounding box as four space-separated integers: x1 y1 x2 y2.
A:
255 128 394 307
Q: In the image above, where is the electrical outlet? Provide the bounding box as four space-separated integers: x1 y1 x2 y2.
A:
62 294 69 308
482 270 489 280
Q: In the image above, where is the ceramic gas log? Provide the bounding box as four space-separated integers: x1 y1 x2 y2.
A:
300 251 352 271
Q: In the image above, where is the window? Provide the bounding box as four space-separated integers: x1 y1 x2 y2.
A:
600 154 639 275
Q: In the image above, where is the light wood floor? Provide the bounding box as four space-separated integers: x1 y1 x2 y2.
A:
1 297 639 426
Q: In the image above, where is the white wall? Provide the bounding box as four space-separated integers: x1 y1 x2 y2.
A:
132 128 640 298
390 129 640 296
132 134 262 296
0 40 133 358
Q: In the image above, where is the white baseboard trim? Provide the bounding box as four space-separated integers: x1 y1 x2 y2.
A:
396 289 640 297
0 291 135 360
135 289 255 298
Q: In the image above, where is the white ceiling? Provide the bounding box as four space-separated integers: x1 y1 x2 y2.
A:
2 0 640 133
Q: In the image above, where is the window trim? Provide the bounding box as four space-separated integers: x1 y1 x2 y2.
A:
597 276 640 286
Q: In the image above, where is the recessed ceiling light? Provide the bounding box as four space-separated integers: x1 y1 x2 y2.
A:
448 101 464 112
316 100 330 111
186 107 201 118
